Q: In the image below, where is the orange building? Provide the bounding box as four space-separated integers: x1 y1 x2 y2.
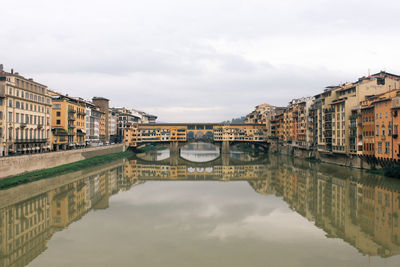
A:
391 94 400 161
49 91 87 150
360 105 375 156
373 90 400 161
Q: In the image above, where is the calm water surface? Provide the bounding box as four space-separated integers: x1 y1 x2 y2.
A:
1 143 400 267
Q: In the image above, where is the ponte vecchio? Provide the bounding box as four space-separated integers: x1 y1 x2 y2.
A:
124 123 269 153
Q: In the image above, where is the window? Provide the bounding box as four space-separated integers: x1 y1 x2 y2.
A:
16 101 20 109
9 87 12 95
378 142 382 154
53 104 61 109
56 111 61 116
376 125 379 136
15 113 19 123
0 111 3 120
8 112 12 122
56 120 60 125
395 124 399 135
8 100 12 107
385 142 390 154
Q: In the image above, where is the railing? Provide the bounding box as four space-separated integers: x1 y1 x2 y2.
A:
37 124 43 129
68 116 76 121
68 109 76 113
14 138 48 143
20 123 27 128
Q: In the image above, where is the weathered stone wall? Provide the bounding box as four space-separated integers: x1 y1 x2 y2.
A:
0 144 124 180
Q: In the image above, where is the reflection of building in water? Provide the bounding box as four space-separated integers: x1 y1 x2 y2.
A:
247 159 400 258
0 193 51 267
0 160 135 267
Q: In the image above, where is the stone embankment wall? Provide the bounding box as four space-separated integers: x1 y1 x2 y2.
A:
0 159 124 209
269 140 375 170
0 144 124 180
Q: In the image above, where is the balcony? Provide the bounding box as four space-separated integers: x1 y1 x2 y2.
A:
68 109 76 114
68 116 76 121
37 124 43 129
20 123 27 128
14 139 48 143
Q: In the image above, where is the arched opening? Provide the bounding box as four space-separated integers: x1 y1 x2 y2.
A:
136 145 170 161
180 142 220 162
230 143 266 162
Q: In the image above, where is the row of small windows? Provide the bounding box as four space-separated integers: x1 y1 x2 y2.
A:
7 112 48 125
375 123 396 136
8 99 49 114
7 128 49 140
376 112 391 119
8 87 50 104
15 79 46 94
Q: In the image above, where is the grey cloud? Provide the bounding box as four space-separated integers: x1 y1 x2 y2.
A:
1 0 399 122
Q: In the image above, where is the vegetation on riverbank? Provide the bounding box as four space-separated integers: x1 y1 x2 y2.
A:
0 151 134 190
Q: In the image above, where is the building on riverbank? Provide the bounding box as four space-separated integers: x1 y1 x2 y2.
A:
0 65 52 156
259 71 400 166
49 91 87 150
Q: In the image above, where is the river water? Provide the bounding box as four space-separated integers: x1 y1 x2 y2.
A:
1 143 400 267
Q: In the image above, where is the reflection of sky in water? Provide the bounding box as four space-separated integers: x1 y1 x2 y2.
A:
27 181 400 267
136 149 170 161
181 142 220 162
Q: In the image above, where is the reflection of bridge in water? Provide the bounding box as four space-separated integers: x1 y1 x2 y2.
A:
2 155 400 266
134 148 268 166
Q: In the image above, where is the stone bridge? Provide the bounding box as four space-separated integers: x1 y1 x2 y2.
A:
124 123 269 153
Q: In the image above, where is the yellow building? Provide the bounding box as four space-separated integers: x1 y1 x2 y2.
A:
0 65 52 156
49 91 86 150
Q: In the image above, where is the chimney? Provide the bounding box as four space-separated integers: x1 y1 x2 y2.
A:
11 68 13 74
0 64 3 71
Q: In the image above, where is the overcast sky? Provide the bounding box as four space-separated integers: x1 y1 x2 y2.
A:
2 0 400 122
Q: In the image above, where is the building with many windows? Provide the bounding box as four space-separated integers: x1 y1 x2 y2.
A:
49 91 86 150
0 65 52 156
